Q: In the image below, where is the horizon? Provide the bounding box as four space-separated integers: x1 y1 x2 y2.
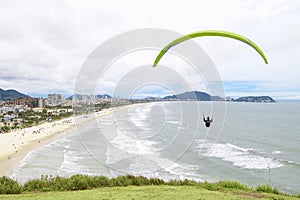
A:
0 87 296 101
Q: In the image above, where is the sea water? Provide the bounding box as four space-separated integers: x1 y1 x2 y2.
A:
11 101 300 194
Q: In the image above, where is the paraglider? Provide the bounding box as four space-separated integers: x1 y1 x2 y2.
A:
203 115 213 128
153 30 268 67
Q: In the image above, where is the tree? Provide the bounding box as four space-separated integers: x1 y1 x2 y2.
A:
2 126 10 133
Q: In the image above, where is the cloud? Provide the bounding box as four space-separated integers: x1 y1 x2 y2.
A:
0 0 299 99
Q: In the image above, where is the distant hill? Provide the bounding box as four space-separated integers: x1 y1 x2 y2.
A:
67 94 111 100
163 91 223 101
0 88 30 101
233 96 276 103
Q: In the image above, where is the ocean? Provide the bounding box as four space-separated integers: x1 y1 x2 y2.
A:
11 101 300 194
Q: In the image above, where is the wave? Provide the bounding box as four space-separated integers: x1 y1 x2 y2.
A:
166 120 180 124
195 141 283 169
164 163 203 182
272 150 281 155
127 105 152 128
110 128 158 155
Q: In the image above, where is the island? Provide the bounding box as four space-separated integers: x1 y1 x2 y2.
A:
233 96 276 103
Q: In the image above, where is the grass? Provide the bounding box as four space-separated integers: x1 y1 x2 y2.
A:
1 185 299 200
0 175 299 199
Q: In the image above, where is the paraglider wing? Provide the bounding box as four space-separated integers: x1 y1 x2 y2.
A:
153 30 268 67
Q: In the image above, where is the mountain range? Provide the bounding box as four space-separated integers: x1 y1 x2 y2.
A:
0 88 275 103
0 88 30 101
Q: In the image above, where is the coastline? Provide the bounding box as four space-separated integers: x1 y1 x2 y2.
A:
0 116 75 176
0 103 144 177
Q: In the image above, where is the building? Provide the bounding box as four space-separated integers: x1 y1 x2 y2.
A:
47 93 65 106
38 97 44 108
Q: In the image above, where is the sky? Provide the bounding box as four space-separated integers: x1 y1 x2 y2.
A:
0 0 299 100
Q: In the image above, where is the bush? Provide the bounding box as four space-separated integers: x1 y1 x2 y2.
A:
198 181 219 191
23 179 43 192
90 176 111 187
131 176 150 186
0 174 290 197
256 184 280 195
0 176 22 194
149 177 165 185
69 175 89 190
217 180 250 191
111 175 134 187
110 175 162 187
51 176 70 191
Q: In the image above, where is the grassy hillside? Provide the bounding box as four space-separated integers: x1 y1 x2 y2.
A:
0 175 299 199
1 185 299 200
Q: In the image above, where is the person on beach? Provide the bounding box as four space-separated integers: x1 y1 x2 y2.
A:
203 115 213 127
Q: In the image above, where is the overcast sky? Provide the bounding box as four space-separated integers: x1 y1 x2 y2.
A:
0 0 299 100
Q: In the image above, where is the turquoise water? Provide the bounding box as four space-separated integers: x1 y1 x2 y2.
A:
11 102 300 194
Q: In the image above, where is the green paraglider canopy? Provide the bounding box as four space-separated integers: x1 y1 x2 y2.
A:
153 30 268 67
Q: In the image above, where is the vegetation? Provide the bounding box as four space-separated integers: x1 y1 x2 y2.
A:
1 186 298 200
0 177 21 194
256 184 280 194
0 108 73 133
0 175 299 200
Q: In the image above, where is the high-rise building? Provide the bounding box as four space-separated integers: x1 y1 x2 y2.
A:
47 93 64 106
38 97 44 108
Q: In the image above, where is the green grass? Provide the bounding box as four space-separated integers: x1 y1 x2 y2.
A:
0 175 299 199
1 185 299 200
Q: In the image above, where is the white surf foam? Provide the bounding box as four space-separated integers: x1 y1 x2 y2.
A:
110 128 158 155
127 105 152 128
196 142 283 169
272 150 281 155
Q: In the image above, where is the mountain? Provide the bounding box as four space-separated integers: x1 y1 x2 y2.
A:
67 94 111 100
163 91 223 101
96 94 111 99
0 88 30 101
233 96 276 103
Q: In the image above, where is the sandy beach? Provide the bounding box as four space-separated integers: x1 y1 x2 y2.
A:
0 103 141 177
0 116 76 176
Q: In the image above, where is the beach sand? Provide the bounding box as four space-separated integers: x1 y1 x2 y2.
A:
0 103 141 177
0 116 76 176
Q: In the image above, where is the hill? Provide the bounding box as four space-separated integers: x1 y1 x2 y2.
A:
234 96 276 103
0 88 30 101
163 91 223 101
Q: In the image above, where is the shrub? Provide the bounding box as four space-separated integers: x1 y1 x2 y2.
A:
111 175 134 187
256 184 280 195
217 180 250 191
149 177 165 185
198 181 219 191
23 179 44 192
0 174 291 197
168 179 182 186
69 175 89 190
52 176 70 191
131 176 150 186
0 176 22 194
90 176 111 187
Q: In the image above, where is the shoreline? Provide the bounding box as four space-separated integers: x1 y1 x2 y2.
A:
0 116 75 176
0 103 144 177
